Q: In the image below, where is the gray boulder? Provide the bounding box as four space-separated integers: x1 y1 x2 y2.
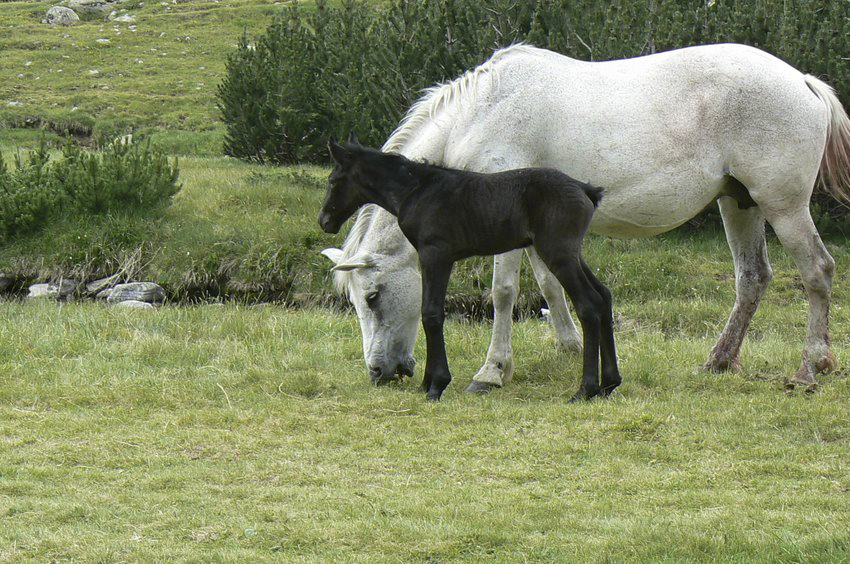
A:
106 282 166 304
46 6 80 26
68 0 118 17
115 300 156 309
27 279 79 300
85 274 120 296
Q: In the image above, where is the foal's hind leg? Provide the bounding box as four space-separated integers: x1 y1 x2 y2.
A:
764 205 835 390
526 248 583 354
537 247 605 401
580 260 620 396
704 197 773 373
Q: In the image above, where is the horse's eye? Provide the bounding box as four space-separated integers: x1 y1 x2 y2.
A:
365 291 379 306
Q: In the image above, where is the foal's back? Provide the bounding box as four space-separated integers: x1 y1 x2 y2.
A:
397 166 600 261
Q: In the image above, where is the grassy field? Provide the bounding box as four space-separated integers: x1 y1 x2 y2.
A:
1 294 849 561
0 0 315 153
2 0 850 560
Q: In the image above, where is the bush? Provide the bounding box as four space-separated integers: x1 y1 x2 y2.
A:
218 0 850 165
0 143 64 239
55 141 181 214
0 140 181 243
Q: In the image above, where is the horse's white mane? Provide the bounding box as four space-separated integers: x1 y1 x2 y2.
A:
381 44 538 153
333 44 538 296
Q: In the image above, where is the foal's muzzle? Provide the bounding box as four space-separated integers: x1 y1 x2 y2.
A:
318 212 340 234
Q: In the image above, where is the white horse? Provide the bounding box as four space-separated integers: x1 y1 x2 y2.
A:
321 43 850 393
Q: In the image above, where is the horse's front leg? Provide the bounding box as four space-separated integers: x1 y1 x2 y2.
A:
419 255 454 401
466 250 523 394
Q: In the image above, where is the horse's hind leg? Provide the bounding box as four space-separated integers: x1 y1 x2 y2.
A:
704 197 773 373
764 205 835 390
526 248 583 354
466 250 523 394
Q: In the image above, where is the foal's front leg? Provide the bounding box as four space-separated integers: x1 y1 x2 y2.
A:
419 255 454 401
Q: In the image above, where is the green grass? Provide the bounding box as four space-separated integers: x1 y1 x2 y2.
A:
0 0 311 153
1 297 849 561
2 2 850 558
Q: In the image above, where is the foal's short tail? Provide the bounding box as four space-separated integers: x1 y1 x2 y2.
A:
583 185 604 209
805 74 850 205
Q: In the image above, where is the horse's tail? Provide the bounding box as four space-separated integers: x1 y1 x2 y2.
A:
583 185 604 209
804 75 850 204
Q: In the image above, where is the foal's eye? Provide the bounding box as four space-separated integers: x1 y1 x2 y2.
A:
365 291 379 306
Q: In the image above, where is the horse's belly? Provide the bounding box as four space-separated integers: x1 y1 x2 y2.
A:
588 179 720 238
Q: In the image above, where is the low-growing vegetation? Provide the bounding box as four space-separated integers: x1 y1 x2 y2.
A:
0 295 848 561
0 140 179 242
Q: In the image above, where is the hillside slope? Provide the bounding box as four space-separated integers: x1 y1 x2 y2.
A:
0 0 293 154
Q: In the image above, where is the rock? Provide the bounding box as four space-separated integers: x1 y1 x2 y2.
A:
68 0 119 17
106 282 166 304
27 279 78 300
46 6 80 26
27 284 53 299
86 274 120 296
108 12 136 23
96 288 113 300
115 300 156 309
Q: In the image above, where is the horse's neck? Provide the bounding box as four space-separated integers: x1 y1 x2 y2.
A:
362 204 417 258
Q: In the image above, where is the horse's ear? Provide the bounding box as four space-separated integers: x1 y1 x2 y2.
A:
328 139 350 165
320 248 344 265
347 132 360 145
329 251 377 272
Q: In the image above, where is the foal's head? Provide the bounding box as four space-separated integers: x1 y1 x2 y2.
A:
319 137 370 234
319 135 415 233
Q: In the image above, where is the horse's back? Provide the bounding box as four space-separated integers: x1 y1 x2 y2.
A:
444 43 829 236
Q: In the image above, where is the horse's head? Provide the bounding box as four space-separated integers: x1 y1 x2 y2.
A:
319 135 369 234
321 240 421 386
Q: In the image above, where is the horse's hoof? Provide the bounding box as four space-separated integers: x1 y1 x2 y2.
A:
702 356 741 374
426 391 442 401
785 378 818 395
465 381 500 395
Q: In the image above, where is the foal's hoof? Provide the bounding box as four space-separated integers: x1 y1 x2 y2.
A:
568 389 601 403
465 380 500 395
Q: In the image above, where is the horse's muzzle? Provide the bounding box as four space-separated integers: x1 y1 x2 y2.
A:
369 358 416 386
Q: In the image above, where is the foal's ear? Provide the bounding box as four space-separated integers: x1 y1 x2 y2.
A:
328 138 351 165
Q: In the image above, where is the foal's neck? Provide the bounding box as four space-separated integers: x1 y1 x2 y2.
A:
359 160 422 216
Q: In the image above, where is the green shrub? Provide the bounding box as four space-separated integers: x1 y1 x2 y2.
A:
0 143 63 239
218 0 850 163
55 141 180 214
0 140 181 243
